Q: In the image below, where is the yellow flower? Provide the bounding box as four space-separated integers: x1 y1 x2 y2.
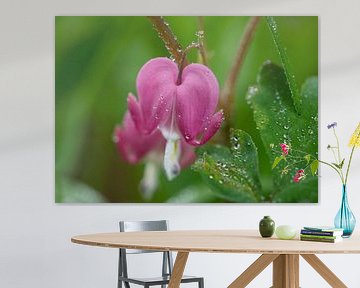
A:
349 122 360 148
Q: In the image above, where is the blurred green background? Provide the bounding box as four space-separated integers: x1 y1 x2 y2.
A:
55 16 318 203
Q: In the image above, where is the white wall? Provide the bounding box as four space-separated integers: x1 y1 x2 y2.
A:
1 0 360 287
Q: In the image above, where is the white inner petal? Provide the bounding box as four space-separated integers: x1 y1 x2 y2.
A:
139 161 159 200
159 96 179 141
160 99 182 180
163 139 181 180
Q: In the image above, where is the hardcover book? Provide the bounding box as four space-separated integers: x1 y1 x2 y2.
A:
300 236 343 243
301 229 343 237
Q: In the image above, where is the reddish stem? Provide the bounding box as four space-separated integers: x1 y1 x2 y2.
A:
220 16 261 120
147 16 186 66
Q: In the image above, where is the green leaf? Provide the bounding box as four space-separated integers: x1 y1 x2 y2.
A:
57 177 107 203
310 160 319 176
332 163 340 169
339 158 345 169
193 129 263 202
272 156 284 169
166 185 219 203
304 154 311 164
266 16 301 112
247 61 318 202
273 178 318 203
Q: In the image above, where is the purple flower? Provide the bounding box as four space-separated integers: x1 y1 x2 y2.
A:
127 57 223 179
327 122 337 129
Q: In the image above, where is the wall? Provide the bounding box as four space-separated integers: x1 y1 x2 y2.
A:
1 0 360 287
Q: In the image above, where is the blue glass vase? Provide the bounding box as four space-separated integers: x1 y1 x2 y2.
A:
334 185 356 237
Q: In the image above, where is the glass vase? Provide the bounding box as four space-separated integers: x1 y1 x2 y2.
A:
334 185 356 237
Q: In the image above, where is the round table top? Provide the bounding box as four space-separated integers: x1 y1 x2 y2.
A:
71 230 360 254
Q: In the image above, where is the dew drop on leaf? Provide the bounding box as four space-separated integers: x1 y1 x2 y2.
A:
233 142 240 150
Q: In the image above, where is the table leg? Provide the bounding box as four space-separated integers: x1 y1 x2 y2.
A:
168 252 189 288
301 254 347 288
272 254 299 288
228 254 279 288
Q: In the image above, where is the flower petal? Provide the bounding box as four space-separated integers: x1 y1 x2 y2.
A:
176 63 220 144
186 110 224 146
139 161 159 200
179 140 196 168
127 93 143 132
114 112 164 164
136 57 177 134
349 122 360 148
163 139 181 180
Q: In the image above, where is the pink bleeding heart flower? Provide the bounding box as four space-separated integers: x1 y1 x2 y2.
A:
114 106 196 197
280 143 289 156
128 57 223 179
293 169 305 183
114 110 164 164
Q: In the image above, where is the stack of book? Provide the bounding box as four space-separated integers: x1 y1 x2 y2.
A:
300 226 344 243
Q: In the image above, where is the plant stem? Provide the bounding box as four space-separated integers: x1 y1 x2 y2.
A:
345 129 360 185
317 159 344 183
290 148 312 156
196 17 208 66
220 16 260 120
345 145 356 185
332 127 346 182
330 147 338 164
284 160 308 170
333 128 342 162
283 147 344 183
177 43 200 84
147 16 185 66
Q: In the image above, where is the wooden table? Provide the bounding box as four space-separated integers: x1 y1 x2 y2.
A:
71 230 360 288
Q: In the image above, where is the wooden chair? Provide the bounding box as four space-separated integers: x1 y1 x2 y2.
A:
118 220 204 288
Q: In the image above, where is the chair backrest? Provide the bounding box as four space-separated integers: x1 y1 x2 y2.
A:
118 220 174 283
119 220 169 254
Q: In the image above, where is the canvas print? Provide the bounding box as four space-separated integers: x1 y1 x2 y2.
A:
55 16 318 203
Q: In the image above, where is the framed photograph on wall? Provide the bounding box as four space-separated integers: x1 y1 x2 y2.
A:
55 16 318 203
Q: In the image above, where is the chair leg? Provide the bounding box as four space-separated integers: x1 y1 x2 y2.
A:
198 278 204 288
